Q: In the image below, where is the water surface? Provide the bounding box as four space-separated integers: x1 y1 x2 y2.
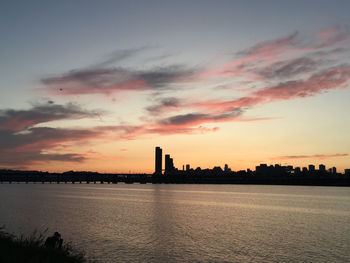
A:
0 184 349 262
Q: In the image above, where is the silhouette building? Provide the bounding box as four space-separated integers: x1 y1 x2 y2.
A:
224 164 232 172
165 154 175 174
319 164 326 172
155 147 162 175
165 154 170 174
151 146 349 185
308 165 315 172
332 167 337 174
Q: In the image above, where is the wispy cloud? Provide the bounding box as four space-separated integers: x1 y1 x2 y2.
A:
0 101 101 132
257 57 320 79
315 25 350 48
203 26 350 80
191 64 350 113
254 64 350 101
271 154 349 160
0 127 99 166
0 102 104 167
157 110 242 128
95 47 150 67
145 97 181 116
237 31 299 58
42 65 196 95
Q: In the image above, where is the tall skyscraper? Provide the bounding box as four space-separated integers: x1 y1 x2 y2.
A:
164 154 176 174
155 147 162 175
165 154 171 174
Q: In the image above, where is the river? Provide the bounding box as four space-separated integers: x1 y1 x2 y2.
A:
0 183 349 262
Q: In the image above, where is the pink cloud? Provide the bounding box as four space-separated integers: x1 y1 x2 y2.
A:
237 32 299 58
42 65 196 95
316 26 350 48
201 26 350 81
255 65 350 101
271 154 349 160
192 64 350 113
200 32 300 79
318 27 340 38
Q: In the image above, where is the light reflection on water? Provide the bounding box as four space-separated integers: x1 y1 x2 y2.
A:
0 184 349 262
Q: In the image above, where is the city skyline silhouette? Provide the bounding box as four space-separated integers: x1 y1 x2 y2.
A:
0 145 349 186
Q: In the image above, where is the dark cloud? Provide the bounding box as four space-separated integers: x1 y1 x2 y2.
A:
0 102 100 132
258 57 320 79
0 151 85 166
42 65 196 95
138 65 195 87
158 110 242 127
159 113 207 125
0 127 99 151
0 127 99 167
146 97 181 115
41 46 198 95
0 102 104 167
310 47 348 58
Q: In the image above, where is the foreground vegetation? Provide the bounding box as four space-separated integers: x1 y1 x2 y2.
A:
0 228 88 263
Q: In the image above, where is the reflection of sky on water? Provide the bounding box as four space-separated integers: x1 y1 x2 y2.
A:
0 184 349 262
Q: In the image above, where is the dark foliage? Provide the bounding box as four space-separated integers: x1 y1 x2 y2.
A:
0 228 90 263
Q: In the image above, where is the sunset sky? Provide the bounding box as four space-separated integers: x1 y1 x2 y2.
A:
1 0 350 173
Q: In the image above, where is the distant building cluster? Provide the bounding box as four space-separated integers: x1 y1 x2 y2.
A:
0 148 349 185
255 163 343 177
154 147 350 177
155 146 177 175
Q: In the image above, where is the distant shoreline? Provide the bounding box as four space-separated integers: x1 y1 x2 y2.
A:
1 179 349 187
1 169 349 187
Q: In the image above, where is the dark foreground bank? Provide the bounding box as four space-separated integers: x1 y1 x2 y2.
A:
0 229 89 263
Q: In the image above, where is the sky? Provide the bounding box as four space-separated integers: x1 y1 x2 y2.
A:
1 0 350 173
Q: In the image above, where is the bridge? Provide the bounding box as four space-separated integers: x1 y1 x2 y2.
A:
0 171 152 184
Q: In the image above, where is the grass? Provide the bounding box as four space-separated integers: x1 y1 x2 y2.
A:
0 228 90 263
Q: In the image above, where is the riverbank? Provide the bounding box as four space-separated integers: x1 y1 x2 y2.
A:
0 229 88 263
